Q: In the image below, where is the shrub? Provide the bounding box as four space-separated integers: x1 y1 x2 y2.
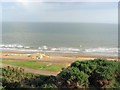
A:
57 67 89 88
40 83 57 88
70 59 119 88
2 59 120 89
2 66 56 88
2 66 25 88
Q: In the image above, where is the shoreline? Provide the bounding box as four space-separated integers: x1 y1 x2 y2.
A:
1 51 119 62
1 44 118 57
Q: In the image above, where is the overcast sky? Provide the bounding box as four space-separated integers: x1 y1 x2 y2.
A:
1 0 118 24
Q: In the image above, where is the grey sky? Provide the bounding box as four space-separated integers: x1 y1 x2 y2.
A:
2 1 118 23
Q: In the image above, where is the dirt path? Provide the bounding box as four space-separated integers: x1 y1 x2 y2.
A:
1 63 59 76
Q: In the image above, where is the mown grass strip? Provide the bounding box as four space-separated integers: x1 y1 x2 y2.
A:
2 60 65 72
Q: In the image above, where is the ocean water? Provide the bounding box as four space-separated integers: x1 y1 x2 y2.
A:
1 22 118 56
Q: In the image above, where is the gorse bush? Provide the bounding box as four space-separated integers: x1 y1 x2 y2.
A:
57 67 89 88
2 66 25 88
70 59 119 88
2 66 57 88
2 59 120 89
40 83 57 88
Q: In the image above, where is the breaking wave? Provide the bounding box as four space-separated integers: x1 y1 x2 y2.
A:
85 47 119 53
0 44 119 56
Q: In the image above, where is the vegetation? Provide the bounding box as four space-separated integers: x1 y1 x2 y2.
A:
57 67 89 88
70 59 120 88
2 59 120 89
40 83 57 88
2 60 66 72
2 66 57 88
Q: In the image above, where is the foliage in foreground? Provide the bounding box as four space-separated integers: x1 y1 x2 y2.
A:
2 59 120 89
2 66 57 88
69 59 120 88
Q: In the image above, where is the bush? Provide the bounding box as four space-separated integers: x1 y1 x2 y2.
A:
40 83 57 88
71 59 119 88
2 66 56 88
2 59 120 89
57 67 89 88
2 66 25 88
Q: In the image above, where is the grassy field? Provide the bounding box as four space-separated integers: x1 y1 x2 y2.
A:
1 60 66 72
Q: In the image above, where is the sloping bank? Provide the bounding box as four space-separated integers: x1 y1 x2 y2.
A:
2 59 120 89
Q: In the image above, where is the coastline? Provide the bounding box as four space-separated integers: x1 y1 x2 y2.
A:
1 51 119 64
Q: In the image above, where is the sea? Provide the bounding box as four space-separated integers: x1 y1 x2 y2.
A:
1 22 118 57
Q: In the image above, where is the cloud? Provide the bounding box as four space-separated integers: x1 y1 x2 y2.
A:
1 0 119 2
16 0 29 6
2 2 117 24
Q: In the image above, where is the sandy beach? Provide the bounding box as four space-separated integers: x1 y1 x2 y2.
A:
0 51 119 64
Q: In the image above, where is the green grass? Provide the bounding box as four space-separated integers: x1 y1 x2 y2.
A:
2 60 66 72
